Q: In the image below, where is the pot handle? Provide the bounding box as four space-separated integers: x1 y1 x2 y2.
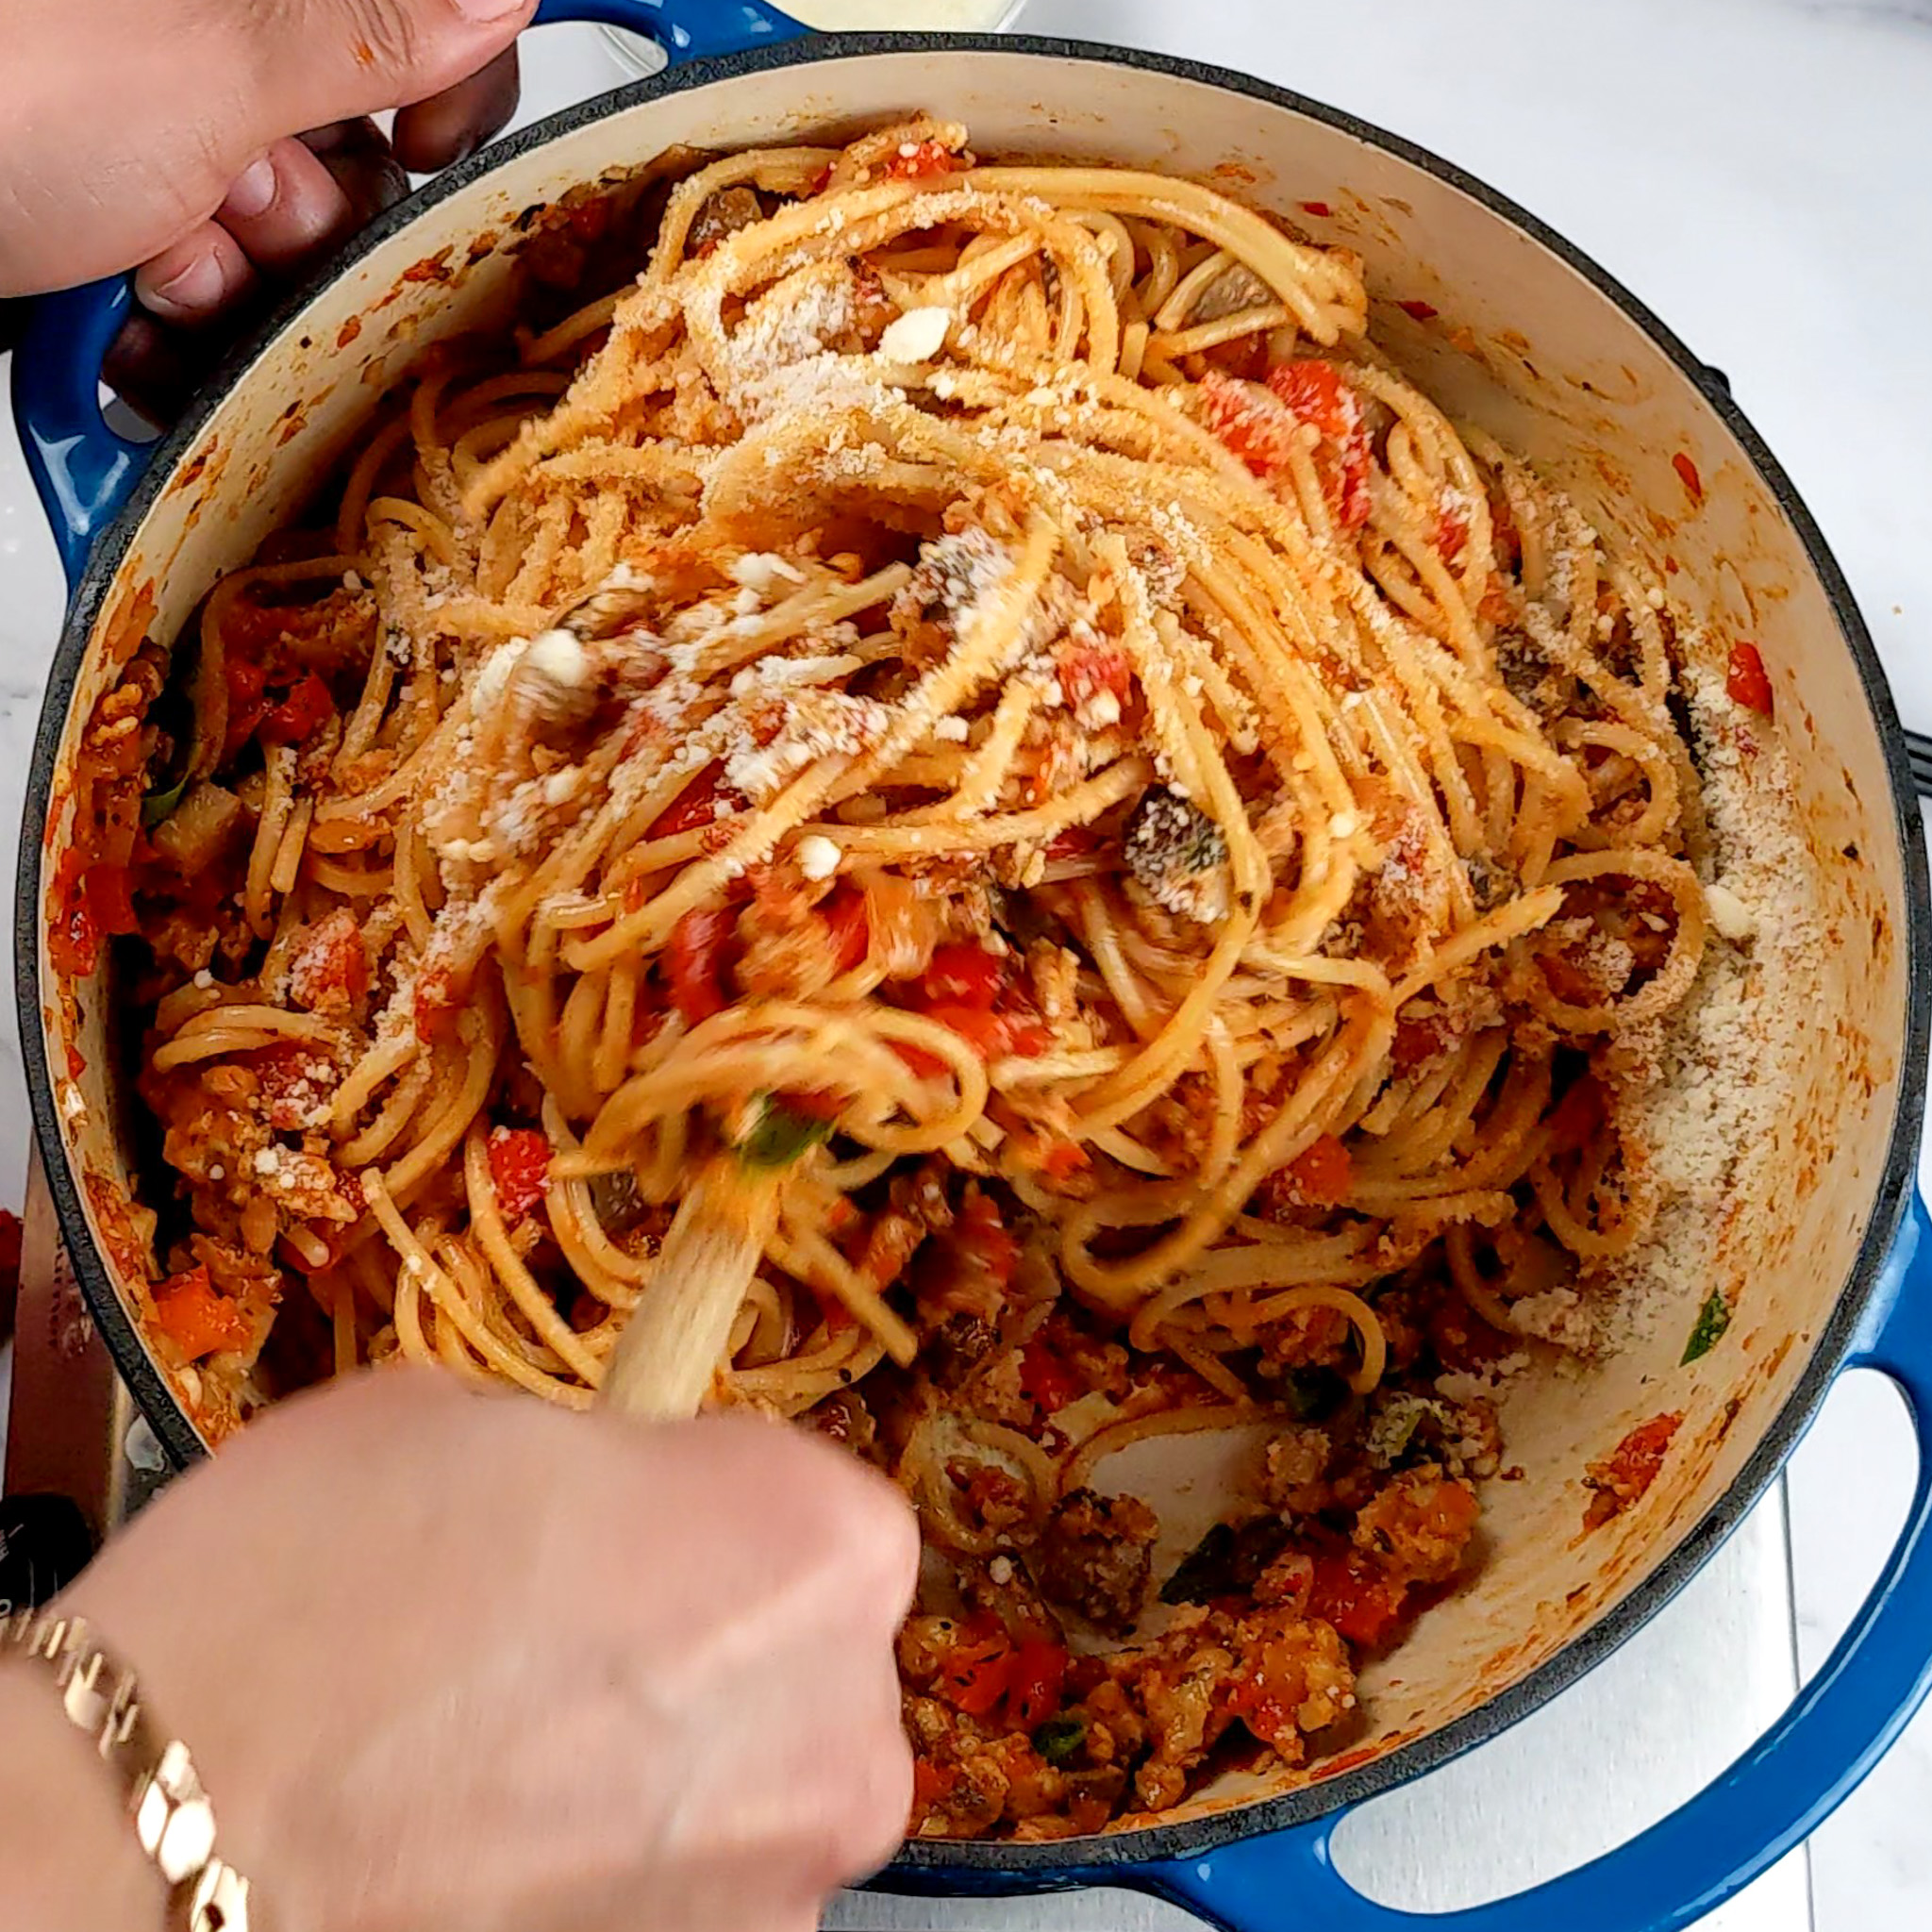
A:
9 277 148 590
1137 1191 1932 1932
9 0 810 591
531 0 808 59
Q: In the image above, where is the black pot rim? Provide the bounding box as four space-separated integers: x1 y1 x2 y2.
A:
16 27 1929 1884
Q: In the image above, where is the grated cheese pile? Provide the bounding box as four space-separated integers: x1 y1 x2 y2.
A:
1597 653 1825 1353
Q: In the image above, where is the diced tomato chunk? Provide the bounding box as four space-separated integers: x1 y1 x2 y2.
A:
1224 1676 1297 1748
1266 358 1354 439
665 907 736 1027
247 1041 336 1133
488 1126 551 1221
955 1189 1020 1291
1200 370 1302 478
1285 1135 1353 1207
920 1002 1049 1062
937 1632 1013 1717
1005 1641 1069 1728
1672 452 1705 504
822 888 871 973
1041 1139 1090 1182
923 944 1006 1007
223 654 270 759
288 910 369 1012
884 140 958 180
1055 638 1132 716
934 1625 1068 1728
901 946 1047 1067
259 674 334 745
1725 641 1774 717
413 962 467 1044
1396 298 1439 322
912 1757 959 1812
1266 359 1373 530
1307 1551 1407 1648
649 762 742 839
1046 824 1100 861
1019 1340 1082 1416
151 1264 254 1362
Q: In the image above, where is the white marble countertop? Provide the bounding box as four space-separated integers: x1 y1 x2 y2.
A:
2 0 1929 1925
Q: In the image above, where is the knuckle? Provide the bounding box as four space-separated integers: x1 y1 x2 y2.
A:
334 0 426 77
804 1456 921 1605
327 0 533 92
832 1724 915 1875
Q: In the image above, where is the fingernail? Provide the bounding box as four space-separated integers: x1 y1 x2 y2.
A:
223 153 279 221
451 0 529 18
145 252 229 318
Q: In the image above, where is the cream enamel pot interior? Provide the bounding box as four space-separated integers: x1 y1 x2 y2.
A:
12 18 1932 1932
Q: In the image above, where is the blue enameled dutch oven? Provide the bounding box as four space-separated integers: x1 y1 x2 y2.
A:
11 6 1932 1927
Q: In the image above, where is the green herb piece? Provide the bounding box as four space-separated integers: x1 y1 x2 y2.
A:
739 1097 834 1170
1366 1392 1455 1471
1159 1516 1290 1607
1161 1523 1236 1606
1281 1365 1347 1423
1681 1289 1732 1365
141 774 190 827
144 632 204 802
1032 1716 1086 1766
587 1166 647 1236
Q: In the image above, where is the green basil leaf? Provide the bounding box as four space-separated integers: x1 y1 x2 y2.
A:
740 1097 834 1170
141 774 191 827
1281 1365 1347 1423
1031 1716 1086 1766
142 635 203 822
1159 1517 1289 1607
1681 1289 1732 1365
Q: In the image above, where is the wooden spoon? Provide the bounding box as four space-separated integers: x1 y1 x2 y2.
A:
598 1160 782 1423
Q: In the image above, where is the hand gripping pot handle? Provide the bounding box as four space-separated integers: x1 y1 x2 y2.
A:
1140 1192 1932 1932
8 0 809 589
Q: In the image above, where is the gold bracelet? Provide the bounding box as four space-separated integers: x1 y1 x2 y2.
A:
0 1607 251 1932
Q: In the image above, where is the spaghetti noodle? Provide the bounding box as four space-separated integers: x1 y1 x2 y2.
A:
65 119 1774 1839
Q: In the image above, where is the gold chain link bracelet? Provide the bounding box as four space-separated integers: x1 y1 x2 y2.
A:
0 1607 251 1931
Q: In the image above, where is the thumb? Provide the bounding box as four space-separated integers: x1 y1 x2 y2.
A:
239 0 539 142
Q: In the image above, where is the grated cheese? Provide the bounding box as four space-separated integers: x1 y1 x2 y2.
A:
796 834 842 881
877 306 953 364
730 551 807 593
1598 649 1824 1348
474 640 525 708
525 627 589 691
1705 881 1757 941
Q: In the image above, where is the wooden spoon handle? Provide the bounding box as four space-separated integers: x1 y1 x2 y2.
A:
599 1162 779 1423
